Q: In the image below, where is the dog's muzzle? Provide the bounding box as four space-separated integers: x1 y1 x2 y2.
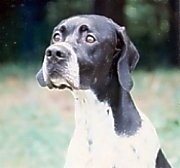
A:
42 42 80 90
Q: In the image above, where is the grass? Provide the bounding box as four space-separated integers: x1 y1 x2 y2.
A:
0 63 179 168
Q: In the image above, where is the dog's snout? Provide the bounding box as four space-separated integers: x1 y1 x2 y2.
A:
45 45 66 58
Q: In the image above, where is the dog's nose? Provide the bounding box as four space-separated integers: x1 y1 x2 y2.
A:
45 45 66 58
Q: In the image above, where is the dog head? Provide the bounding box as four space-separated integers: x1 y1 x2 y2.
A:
36 15 139 92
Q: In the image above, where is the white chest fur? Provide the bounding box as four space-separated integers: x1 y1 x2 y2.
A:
64 90 160 168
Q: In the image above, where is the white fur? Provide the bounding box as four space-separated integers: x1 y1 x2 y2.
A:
64 90 160 168
42 56 49 83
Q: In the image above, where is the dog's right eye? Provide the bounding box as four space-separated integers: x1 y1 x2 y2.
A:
85 35 96 43
53 32 61 42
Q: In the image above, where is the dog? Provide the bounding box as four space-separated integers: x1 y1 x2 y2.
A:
36 15 171 168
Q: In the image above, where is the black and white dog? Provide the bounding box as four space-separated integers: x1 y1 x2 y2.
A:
36 15 171 168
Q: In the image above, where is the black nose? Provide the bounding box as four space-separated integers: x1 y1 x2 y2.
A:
45 45 65 58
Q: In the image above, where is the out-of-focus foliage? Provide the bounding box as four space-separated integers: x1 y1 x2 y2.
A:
126 0 169 41
46 0 93 26
125 0 169 68
0 0 176 68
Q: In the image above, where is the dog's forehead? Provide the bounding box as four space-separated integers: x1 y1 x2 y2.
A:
55 15 113 33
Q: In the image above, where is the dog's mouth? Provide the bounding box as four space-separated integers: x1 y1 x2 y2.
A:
47 71 78 91
49 77 73 90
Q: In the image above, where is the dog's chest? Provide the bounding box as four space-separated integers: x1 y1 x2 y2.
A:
65 90 160 168
74 90 115 143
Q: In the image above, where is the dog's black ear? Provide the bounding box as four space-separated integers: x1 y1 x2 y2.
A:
112 22 139 91
36 68 47 87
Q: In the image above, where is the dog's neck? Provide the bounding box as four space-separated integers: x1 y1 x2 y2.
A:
72 79 141 136
72 89 116 152
92 74 142 135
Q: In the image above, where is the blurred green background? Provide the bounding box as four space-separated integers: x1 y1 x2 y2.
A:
0 0 180 167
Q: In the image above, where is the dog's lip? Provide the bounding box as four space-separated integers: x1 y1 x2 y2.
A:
55 83 73 90
49 76 79 91
50 77 71 89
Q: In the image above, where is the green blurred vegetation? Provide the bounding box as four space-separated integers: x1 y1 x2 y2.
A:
46 0 93 25
126 0 170 67
0 64 179 167
0 0 178 68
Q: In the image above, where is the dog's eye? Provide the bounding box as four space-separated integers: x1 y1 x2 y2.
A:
53 33 61 42
86 35 96 43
